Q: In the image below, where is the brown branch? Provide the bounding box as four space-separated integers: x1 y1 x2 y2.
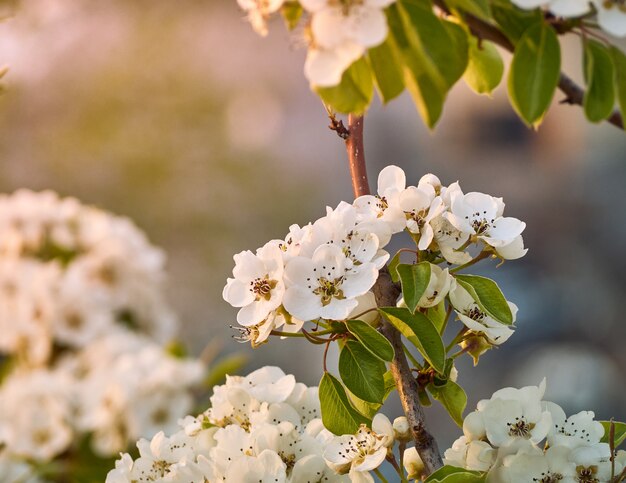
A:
343 114 443 474
434 0 624 130
344 115 371 197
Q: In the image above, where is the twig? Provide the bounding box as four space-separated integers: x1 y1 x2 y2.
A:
433 0 624 131
342 114 443 473
344 115 371 197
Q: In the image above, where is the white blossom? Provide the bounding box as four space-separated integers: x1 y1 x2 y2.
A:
443 436 496 472
283 244 378 321
449 284 517 345
237 0 285 36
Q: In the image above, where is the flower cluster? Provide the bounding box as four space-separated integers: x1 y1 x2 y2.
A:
441 380 626 482
0 191 204 472
224 165 526 347
108 367 382 482
511 0 626 37
236 0 395 87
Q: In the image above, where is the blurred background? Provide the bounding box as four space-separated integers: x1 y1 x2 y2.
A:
1 0 625 452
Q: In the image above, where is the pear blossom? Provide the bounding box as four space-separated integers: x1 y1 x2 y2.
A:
393 416 410 441
323 417 391 482
283 244 378 321
403 447 426 480
447 192 526 248
305 42 365 87
496 445 576 483
569 443 620 482
354 165 407 233
495 235 528 261
237 0 285 36
464 380 552 447
431 215 473 265
223 244 286 327
593 0 626 37
443 436 496 472
398 187 445 249
544 402 605 449
449 284 517 345
107 368 349 483
418 264 454 308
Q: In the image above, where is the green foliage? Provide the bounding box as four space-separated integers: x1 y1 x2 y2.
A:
397 262 431 313
447 0 492 21
316 58 374 115
491 2 543 43
507 21 561 127
583 39 616 123
428 380 467 426
611 47 626 121
455 274 513 324
280 1 303 30
319 372 370 435
339 340 386 403
388 250 403 283
600 420 626 448
464 37 504 95
427 301 448 333
346 319 395 362
425 466 486 482
368 37 406 103
348 371 397 418
379 307 446 372
387 0 468 128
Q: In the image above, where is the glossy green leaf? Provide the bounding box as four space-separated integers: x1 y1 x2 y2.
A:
397 262 431 313
339 340 386 403
507 21 560 127
600 420 626 448
319 372 370 435
379 307 446 373
425 466 485 483
583 39 615 123
427 301 448 333
446 0 492 21
492 2 543 43
280 1 303 30
455 274 513 324
507 22 560 126
387 1 468 128
388 250 403 283
428 381 467 427
611 46 626 121
347 319 395 362
368 37 405 103
316 57 374 115
464 37 504 95
348 371 396 418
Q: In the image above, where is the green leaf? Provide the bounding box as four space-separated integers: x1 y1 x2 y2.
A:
428 381 467 427
583 39 615 123
446 0 492 21
339 340 386 403
600 421 626 448
397 262 431 313
427 301 447 333
611 46 626 121
379 307 446 373
455 274 513 324
507 21 561 127
280 1 303 30
319 372 370 435
368 36 405 103
425 466 485 483
464 37 504 95
388 250 403 283
347 371 396 419
387 1 468 128
492 2 543 43
316 57 374 115
347 319 395 362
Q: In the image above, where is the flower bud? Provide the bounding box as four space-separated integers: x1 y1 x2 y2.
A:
393 416 411 442
403 447 426 480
